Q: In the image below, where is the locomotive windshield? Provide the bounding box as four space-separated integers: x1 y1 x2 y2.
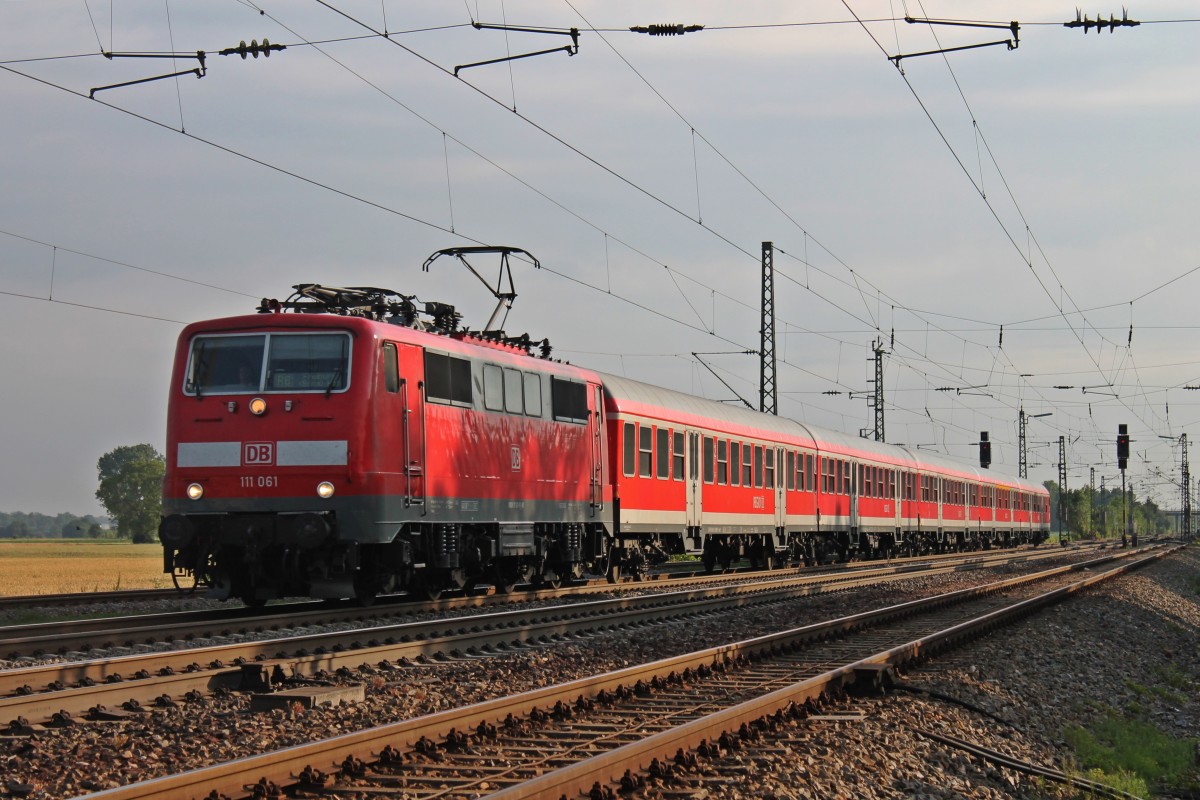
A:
185 332 351 395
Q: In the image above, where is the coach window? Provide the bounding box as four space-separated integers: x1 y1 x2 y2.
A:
657 428 670 479
503 368 523 414
752 446 763 488
862 465 871 498
425 351 473 407
742 444 753 487
382 342 399 393
551 377 589 423
482 365 504 411
764 449 775 489
622 422 636 477
523 373 542 417
672 431 685 480
730 441 741 486
639 425 654 478
806 454 815 491
703 436 715 483
786 451 795 491
716 440 728 485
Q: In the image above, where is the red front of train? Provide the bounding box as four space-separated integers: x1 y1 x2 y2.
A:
160 305 612 605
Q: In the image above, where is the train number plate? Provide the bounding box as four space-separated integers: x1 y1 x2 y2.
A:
240 475 279 488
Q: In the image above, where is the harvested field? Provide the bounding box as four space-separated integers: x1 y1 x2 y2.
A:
0 540 169 595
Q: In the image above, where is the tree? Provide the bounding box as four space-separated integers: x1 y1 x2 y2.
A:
95 444 165 544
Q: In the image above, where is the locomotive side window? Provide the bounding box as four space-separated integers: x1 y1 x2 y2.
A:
383 342 399 393
425 351 472 406
730 441 741 486
622 422 636 477
483 365 504 411
656 428 670 479
551 377 588 423
523 373 542 417
639 425 653 478
504 368 524 414
703 436 714 483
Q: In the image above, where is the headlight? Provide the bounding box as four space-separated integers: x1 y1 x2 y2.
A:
186 483 204 500
249 397 268 416
316 481 335 499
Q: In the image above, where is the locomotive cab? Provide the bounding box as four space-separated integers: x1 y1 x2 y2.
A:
160 318 374 605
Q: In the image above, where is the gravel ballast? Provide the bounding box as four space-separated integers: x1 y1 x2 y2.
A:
1 546 1196 799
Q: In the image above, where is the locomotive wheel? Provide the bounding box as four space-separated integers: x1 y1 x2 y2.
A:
533 571 562 591
240 593 267 611
353 576 377 607
411 576 442 601
171 567 198 595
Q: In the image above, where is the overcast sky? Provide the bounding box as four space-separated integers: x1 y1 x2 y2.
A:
3 1 1199 518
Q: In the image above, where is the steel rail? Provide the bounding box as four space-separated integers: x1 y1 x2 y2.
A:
0 588 181 610
70 546 1170 800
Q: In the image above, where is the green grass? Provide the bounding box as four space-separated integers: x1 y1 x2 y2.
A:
1063 713 1197 796
1057 762 1150 799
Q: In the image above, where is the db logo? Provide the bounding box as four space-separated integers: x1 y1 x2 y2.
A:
511 445 521 471
244 442 275 466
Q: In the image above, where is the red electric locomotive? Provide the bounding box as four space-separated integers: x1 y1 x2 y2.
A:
159 284 613 605
160 280 1049 605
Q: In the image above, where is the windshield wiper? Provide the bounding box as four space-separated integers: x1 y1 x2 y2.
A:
325 338 348 398
189 342 208 399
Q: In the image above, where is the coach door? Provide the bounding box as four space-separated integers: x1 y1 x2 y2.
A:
849 461 860 537
396 343 426 511
774 448 787 531
589 384 604 515
686 431 702 529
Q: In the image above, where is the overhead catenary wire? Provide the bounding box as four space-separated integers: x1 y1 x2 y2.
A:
6 8 1196 471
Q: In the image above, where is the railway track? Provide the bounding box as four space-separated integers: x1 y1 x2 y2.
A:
0 544 1099 658
0 541 1103 615
63 544 1175 800
1 545 1111 730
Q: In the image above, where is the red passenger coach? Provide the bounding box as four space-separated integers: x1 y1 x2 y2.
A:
599 373 1049 571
